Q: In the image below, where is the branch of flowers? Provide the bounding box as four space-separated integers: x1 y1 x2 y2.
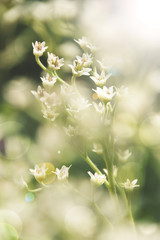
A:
126 192 136 229
71 75 82 96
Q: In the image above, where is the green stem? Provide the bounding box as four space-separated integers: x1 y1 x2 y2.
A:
35 56 52 75
53 70 68 85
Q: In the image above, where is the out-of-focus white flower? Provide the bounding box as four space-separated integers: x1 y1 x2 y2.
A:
93 86 116 103
66 96 91 113
30 164 48 181
92 143 103 154
40 73 57 89
74 36 89 50
64 125 77 137
53 165 72 180
90 71 112 87
96 60 108 71
60 84 74 97
93 102 105 115
116 86 129 98
47 52 64 70
117 149 132 162
121 179 140 191
31 85 47 101
88 171 106 185
41 107 59 122
103 166 118 178
32 41 48 57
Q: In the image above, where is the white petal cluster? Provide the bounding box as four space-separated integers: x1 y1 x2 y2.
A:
68 53 92 77
117 149 132 162
92 143 103 154
31 86 59 122
74 37 97 52
40 73 57 89
29 164 48 180
93 102 105 115
121 179 140 191
47 52 64 70
53 165 71 180
66 96 91 113
32 41 48 57
88 171 106 185
90 71 112 87
93 86 116 103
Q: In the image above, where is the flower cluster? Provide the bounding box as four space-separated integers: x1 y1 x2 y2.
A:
28 38 140 224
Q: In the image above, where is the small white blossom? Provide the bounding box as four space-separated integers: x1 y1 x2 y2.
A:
74 36 89 50
40 74 57 89
121 179 140 191
76 53 93 67
117 149 132 162
68 61 91 77
92 143 103 154
93 102 105 115
31 86 47 102
88 171 106 185
91 71 112 87
32 41 48 57
29 164 48 180
93 86 116 103
66 96 91 113
64 125 77 137
53 165 72 180
47 52 64 70
116 86 129 98
41 107 59 122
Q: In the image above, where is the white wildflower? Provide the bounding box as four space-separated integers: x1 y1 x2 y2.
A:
93 102 105 115
41 107 59 122
76 53 93 67
91 71 112 87
74 36 89 50
40 73 57 89
53 165 72 180
47 52 64 70
92 143 103 154
88 171 106 185
31 86 47 102
64 125 77 137
93 86 116 103
29 164 48 181
121 179 140 191
32 41 48 57
117 149 132 162
68 61 91 77
66 96 91 113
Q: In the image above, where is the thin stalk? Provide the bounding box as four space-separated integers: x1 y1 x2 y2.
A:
35 56 52 75
53 70 68 85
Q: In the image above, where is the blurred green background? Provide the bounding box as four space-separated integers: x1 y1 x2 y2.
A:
0 0 160 239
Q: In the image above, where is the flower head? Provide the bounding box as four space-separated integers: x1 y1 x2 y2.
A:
53 165 72 180
47 52 64 70
93 86 115 103
91 71 112 87
117 149 132 162
32 41 48 57
30 164 48 182
121 179 140 191
88 171 106 185
40 73 57 89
